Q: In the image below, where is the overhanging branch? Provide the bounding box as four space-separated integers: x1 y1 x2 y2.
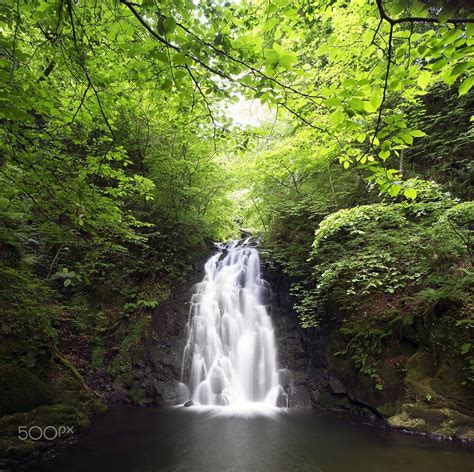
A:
376 0 474 25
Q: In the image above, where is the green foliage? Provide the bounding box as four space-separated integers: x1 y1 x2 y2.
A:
0 208 58 373
0 0 243 417
300 186 473 382
108 316 150 378
402 84 474 200
0 364 56 416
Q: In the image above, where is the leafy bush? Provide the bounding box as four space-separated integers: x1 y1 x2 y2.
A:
299 184 473 383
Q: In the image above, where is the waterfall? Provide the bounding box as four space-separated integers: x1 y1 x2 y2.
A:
180 239 283 408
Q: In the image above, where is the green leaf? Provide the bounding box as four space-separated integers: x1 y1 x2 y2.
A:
460 343 471 355
324 97 342 107
363 101 376 113
348 98 365 112
388 184 401 197
264 48 279 65
437 4 457 24
370 93 383 110
279 53 298 68
264 18 279 31
164 18 177 34
283 8 298 19
331 110 345 126
417 70 432 89
266 4 278 14
451 61 471 79
442 28 461 45
161 78 173 91
155 50 168 63
172 54 188 65
404 188 417 199
459 76 474 96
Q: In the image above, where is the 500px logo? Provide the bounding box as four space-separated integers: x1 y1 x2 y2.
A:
18 426 74 441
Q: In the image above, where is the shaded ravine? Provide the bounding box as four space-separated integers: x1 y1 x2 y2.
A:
107 240 473 440
27 242 474 470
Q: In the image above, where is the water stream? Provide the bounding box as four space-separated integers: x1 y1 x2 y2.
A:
180 239 283 409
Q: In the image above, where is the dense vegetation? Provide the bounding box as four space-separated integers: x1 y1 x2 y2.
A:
0 0 473 460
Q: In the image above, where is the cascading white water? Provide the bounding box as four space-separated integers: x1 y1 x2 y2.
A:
180 239 283 408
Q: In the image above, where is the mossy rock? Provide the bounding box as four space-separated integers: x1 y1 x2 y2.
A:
0 404 90 434
387 411 428 431
377 402 399 417
404 352 439 403
0 436 38 462
54 374 105 415
0 364 56 416
389 351 474 437
405 351 436 383
129 384 148 405
404 353 474 414
404 404 447 424
0 403 91 461
388 402 474 438
0 339 53 376
456 427 474 442
318 391 352 411
429 361 474 414
0 373 105 462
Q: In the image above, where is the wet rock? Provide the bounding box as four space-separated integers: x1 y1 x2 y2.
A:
132 250 210 407
310 388 321 405
388 411 427 430
291 385 313 409
262 262 327 410
278 368 292 391
329 376 346 395
184 400 194 407
277 391 289 408
218 249 229 262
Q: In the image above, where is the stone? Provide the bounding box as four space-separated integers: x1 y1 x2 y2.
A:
290 385 313 409
184 400 194 407
329 376 346 395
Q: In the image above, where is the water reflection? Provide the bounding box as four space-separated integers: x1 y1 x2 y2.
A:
32 407 474 472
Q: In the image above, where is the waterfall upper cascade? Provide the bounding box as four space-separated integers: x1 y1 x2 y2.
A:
180 239 284 408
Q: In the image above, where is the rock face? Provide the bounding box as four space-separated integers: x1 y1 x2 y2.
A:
385 352 474 441
263 264 323 409
262 263 369 413
263 263 474 440
140 253 210 406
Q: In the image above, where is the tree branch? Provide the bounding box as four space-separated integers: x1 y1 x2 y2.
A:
67 0 115 138
376 0 474 25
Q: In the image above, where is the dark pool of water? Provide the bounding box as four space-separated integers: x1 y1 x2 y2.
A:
31 406 473 472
